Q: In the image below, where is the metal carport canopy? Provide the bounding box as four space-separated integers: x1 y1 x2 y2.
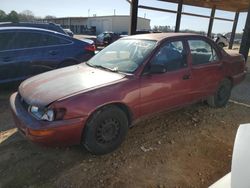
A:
129 0 250 60
158 0 250 12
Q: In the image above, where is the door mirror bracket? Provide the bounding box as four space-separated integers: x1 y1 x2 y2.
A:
149 64 167 74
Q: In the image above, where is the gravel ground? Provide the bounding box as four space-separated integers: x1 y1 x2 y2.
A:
1 88 250 187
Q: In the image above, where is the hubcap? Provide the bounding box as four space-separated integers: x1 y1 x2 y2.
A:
96 118 120 144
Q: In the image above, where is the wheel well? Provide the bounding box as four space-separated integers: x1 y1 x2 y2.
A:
81 103 133 144
225 77 233 87
88 103 133 126
113 103 133 126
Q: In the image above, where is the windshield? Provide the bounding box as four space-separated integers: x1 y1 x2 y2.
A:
87 39 156 73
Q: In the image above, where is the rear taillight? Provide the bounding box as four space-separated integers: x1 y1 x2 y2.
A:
85 44 96 52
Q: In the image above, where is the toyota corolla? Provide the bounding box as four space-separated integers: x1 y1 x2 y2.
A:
10 33 246 155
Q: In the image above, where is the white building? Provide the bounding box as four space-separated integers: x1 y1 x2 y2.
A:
45 15 150 35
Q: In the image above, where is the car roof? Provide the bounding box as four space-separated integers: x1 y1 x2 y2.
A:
123 32 201 41
0 26 68 36
0 22 56 25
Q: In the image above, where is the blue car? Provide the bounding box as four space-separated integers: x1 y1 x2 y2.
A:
0 27 95 84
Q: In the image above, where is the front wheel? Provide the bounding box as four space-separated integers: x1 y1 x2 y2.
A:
207 79 232 108
82 106 128 155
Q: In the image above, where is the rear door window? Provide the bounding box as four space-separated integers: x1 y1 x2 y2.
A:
0 32 16 51
40 34 71 46
12 32 71 49
188 39 218 65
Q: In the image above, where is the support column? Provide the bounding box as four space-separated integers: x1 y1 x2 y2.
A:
175 0 183 32
207 6 216 38
229 11 240 49
240 5 250 61
130 0 138 35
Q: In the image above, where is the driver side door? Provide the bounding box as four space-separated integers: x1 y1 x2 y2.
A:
139 39 193 116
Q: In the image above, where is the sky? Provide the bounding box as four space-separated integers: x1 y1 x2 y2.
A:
1 0 248 34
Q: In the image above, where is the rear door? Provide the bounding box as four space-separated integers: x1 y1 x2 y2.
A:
187 38 224 101
0 31 22 83
139 39 193 116
14 31 70 78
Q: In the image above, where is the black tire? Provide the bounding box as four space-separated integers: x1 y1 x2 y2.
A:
83 106 128 155
207 79 232 108
218 42 225 48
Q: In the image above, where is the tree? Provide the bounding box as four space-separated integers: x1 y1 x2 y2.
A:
44 15 56 19
18 10 35 21
7 10 19 23
153 25 173 32
0 10 7 21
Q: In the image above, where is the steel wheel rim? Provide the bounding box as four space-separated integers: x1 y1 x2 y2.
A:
96 118 120 144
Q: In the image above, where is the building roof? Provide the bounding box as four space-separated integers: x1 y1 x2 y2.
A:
46 15 150 21
158 0 250 12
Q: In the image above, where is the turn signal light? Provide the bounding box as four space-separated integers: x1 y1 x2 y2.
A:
29 129 54 137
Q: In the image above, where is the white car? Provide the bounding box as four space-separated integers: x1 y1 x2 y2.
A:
215 35 229 48
210 124 250 188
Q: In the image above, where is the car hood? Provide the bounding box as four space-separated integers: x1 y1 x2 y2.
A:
19 64 125 107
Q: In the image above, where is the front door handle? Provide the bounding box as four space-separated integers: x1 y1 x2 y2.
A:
182 74 190 80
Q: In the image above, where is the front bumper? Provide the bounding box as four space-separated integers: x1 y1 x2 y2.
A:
10 92 87 146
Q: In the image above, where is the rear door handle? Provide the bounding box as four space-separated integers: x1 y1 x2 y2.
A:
182 74 190 80
3 57 12 62
49 50 58 55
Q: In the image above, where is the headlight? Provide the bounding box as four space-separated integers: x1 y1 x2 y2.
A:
29 106 55 121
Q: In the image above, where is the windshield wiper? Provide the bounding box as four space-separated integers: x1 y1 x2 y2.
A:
88 64 119 73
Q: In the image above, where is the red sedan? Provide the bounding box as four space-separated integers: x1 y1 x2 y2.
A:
10 33 246 155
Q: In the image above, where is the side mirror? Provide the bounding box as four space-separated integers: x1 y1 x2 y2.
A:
149 64 167 74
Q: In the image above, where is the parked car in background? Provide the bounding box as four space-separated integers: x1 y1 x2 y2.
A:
96 31 121 46
135 30 151 34
63 28 74 37
10 33 246 155
0 27 95 84
135 30 162 35
0 22 68 36
215 34 229 48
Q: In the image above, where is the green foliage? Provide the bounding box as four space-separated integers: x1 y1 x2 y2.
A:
0 9 56 22
0 10 7 21
7 11 19 23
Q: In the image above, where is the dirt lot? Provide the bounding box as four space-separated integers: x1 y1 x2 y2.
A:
0 55 249 188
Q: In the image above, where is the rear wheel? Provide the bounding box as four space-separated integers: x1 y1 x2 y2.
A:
207 79 232 108
218 42 225 48
83 106 128 155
